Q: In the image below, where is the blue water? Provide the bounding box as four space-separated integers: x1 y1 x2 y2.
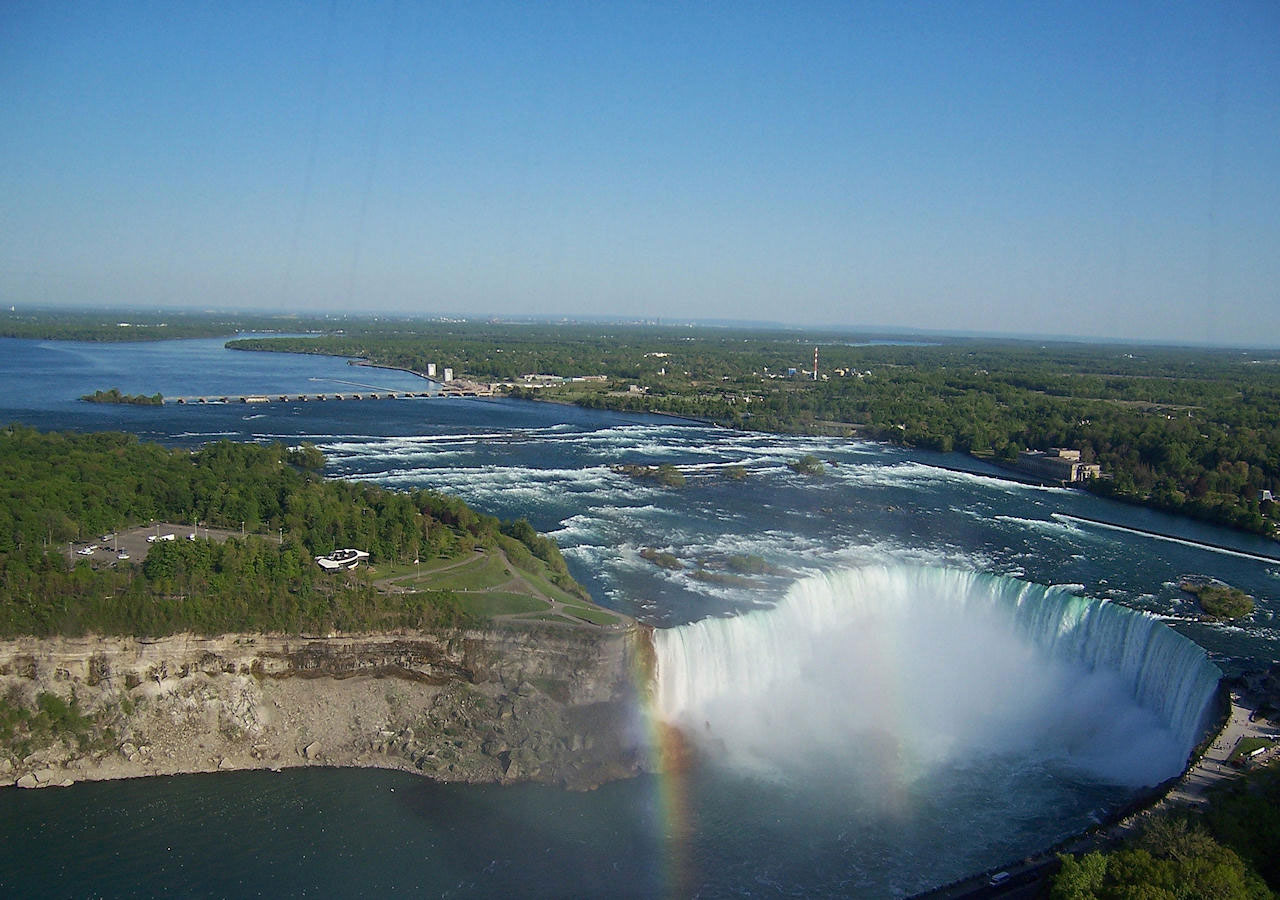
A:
0 336 1276 897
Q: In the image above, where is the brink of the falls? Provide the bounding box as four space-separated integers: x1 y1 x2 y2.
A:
653 565 1221 790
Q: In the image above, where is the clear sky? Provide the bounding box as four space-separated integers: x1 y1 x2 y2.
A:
2 1 1277 345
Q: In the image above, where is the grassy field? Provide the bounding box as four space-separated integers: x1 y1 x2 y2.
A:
377 547 627 628
1230 737 1276 763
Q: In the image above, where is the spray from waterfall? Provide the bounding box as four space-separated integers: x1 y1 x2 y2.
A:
653 565 1220 790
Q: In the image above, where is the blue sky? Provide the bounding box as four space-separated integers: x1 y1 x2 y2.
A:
2 1 1277 345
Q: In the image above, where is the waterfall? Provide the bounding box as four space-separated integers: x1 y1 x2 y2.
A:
654 565 1221 787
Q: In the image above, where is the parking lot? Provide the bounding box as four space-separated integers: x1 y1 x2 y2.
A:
66 522 254 567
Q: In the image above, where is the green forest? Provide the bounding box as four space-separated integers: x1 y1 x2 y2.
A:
229 322 1280 538
0 425 584 637
1051 767 1280 899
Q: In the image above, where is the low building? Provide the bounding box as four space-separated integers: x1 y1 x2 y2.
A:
1016 448 1101 484
315 548 370 571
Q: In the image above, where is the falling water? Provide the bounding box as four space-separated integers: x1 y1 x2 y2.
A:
654 565 1221 789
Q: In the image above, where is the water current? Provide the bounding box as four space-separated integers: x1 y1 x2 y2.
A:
1 336 1276 897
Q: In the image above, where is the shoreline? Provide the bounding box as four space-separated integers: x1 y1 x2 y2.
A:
912 687 1277 899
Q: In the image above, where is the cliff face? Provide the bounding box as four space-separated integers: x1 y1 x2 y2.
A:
0 625 654 791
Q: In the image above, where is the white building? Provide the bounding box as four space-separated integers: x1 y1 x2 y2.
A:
443 368 454 382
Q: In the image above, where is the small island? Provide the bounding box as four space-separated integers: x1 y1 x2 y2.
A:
81 387 164 406
613 463 686 488
788 454 825 476
1181 577 1255 620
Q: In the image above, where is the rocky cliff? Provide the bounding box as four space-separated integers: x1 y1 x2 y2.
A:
0 625 654 791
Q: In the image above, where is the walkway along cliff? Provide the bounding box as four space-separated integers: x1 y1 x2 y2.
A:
0 624 656 792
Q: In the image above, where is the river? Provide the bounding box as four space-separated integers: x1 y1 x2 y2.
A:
0 335 1276 897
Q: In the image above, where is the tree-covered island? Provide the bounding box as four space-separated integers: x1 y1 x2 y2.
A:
1180 578 1256 621
81 388 164 406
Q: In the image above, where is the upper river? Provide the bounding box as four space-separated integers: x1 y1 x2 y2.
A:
0 335 1276 897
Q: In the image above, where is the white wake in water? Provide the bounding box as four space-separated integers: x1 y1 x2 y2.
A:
654 565 1220 789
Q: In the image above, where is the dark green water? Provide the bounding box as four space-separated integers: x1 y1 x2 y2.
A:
0 768 666 897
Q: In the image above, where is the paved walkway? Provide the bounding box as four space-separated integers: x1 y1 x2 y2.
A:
1148 693 1276 809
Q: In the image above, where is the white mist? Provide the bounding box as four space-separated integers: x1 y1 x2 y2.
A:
654 565 1220 791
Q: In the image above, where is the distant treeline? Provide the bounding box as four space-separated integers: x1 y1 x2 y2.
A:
0 308 381 343
0 425 584 637
230 323 1280 538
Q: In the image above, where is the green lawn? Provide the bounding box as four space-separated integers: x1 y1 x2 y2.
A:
522 613 584 625
562 606 623 626
455 591 549 617
516 566 588 606
375 551 481 580
405 553 513 592
1230 737 1275 762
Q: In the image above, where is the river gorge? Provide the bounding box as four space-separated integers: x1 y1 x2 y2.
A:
0 336 1276 897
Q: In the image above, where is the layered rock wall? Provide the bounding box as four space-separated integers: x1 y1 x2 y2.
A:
0 626 653 791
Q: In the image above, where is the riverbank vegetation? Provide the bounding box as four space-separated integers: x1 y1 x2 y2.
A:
1052 767 1280 899
0 425 588 636
226 321 1280 538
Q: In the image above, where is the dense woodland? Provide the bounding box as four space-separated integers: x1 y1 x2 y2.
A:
0 426 582 636
230 322 1280 537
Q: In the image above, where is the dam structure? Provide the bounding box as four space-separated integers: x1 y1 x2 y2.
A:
168 390 434 405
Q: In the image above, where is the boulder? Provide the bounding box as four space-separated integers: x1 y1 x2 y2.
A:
16 774 39 789
303 741 322 761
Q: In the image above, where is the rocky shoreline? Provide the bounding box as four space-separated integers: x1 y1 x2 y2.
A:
0 625 654 793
